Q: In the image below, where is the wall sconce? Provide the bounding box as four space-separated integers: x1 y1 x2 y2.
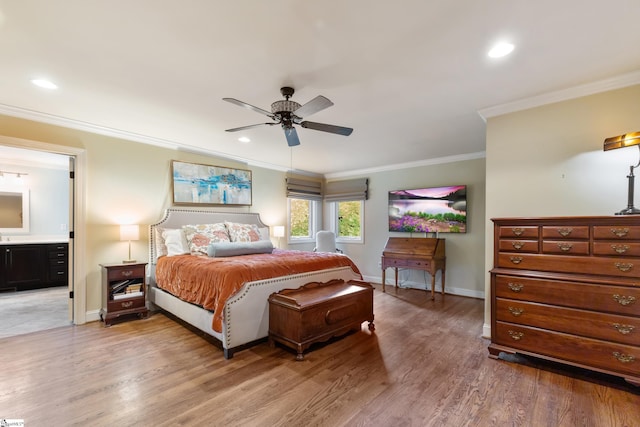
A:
273 225 285 248
604 131 640 215
120 224 140 263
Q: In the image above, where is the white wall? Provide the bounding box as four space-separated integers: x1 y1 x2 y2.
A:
484 83 640 336
0 162 69 236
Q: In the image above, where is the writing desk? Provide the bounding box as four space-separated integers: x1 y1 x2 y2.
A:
381 237 446 299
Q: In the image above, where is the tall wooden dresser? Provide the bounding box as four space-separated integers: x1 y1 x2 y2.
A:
489 216 640 386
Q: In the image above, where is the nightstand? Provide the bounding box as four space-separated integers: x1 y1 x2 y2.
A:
99 262 148 326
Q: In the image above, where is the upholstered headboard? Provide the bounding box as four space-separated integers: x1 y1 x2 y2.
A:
148 208 269 283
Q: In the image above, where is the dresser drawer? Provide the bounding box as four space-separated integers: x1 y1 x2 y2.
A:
541 240 589 255
107 295 145 312
499 226 538 238
406 259 431 269
494 274 640 314
106 265 146 281
542 226 589 239
497 253 640 277
593 242 640 257
593 225 640 240
498 239 538 253
496 298 640 345
494 322 640 377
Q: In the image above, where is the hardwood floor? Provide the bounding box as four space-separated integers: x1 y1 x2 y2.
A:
1 284 638 427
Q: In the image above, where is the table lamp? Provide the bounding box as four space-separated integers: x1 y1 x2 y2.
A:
273 225 285 248
120 224 140 263
604 131 640 215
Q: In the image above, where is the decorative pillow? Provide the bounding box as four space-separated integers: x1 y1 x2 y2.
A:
154 227 169 258
207 240 274 257
162 228 190 256
225 222 261 243
182 223 231 255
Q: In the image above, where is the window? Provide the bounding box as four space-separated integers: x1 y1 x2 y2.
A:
288 198 319 242
333 200 364 243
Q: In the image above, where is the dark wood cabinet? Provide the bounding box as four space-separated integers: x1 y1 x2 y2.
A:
489 216 640 386
100 262 148 326
0 243 68 291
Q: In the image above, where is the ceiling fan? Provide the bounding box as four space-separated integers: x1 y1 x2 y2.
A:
223 87 353 147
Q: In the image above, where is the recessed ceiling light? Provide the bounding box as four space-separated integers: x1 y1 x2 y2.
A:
238 136 250 143
488 42 515 58
31 79 58 89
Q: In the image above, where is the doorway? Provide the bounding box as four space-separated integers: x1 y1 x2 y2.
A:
0 137 87 336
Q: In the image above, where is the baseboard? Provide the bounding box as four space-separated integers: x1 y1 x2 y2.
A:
85 309 101 323
362 274 485 299
482 323 491 339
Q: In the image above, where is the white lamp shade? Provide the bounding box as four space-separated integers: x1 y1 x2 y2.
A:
120 224 140 241
273 225 285 238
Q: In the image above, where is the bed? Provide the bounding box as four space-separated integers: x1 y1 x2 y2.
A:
148 208 362 358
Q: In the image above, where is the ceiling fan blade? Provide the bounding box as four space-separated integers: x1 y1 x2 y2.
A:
223 98 274 117
293 95 333 118
225 123 275 132
283 126 301 147
300 121 353 136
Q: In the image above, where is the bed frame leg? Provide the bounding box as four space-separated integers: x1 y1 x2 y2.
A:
224 348 234 359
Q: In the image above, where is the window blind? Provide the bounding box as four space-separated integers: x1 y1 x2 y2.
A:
324 178 369 202
285 177 323 200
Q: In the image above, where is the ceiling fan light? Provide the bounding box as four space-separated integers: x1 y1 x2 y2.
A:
271 100 301 114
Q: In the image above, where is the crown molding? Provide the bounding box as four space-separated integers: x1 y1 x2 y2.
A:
478 70 640 121
0 103 295 172
324 151 486 180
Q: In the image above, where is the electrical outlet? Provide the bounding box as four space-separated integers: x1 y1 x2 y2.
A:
60 223 67 231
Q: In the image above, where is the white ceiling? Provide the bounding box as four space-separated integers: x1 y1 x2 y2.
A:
1 1 640 175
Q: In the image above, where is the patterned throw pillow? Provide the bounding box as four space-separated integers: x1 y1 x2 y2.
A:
182 223 231 255
225 222 261 243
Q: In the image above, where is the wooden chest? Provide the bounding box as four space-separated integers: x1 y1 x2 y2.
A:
268 279 374 360
490 216 640 386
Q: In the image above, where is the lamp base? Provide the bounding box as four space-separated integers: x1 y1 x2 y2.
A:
615 207 640 215
123 259 137 264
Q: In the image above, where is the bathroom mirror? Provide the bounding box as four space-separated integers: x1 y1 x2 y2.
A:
0 189 30 233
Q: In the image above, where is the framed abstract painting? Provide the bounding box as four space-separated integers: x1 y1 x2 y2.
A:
171 160 252 206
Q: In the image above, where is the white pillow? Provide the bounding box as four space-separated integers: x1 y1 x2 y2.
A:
259 227 270 241
162 228 190 256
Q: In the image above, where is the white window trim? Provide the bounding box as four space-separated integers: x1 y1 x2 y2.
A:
331 200 365 244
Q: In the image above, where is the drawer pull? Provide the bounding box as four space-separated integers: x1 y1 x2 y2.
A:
508 307 524 317
612 323 635 335
614 262 633 272
509 256 523 265
511 228 524 236
611 244 630 254
612 294 637 306
557 227 573 237
611 227 630 238
557 242 573 252
613 352 635 363
507 283 524 292
121 301 133 308
121 270 133 277
511 241 524 250
508 330 524 341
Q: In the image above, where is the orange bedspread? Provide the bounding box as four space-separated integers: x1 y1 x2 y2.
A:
155 249 362 332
